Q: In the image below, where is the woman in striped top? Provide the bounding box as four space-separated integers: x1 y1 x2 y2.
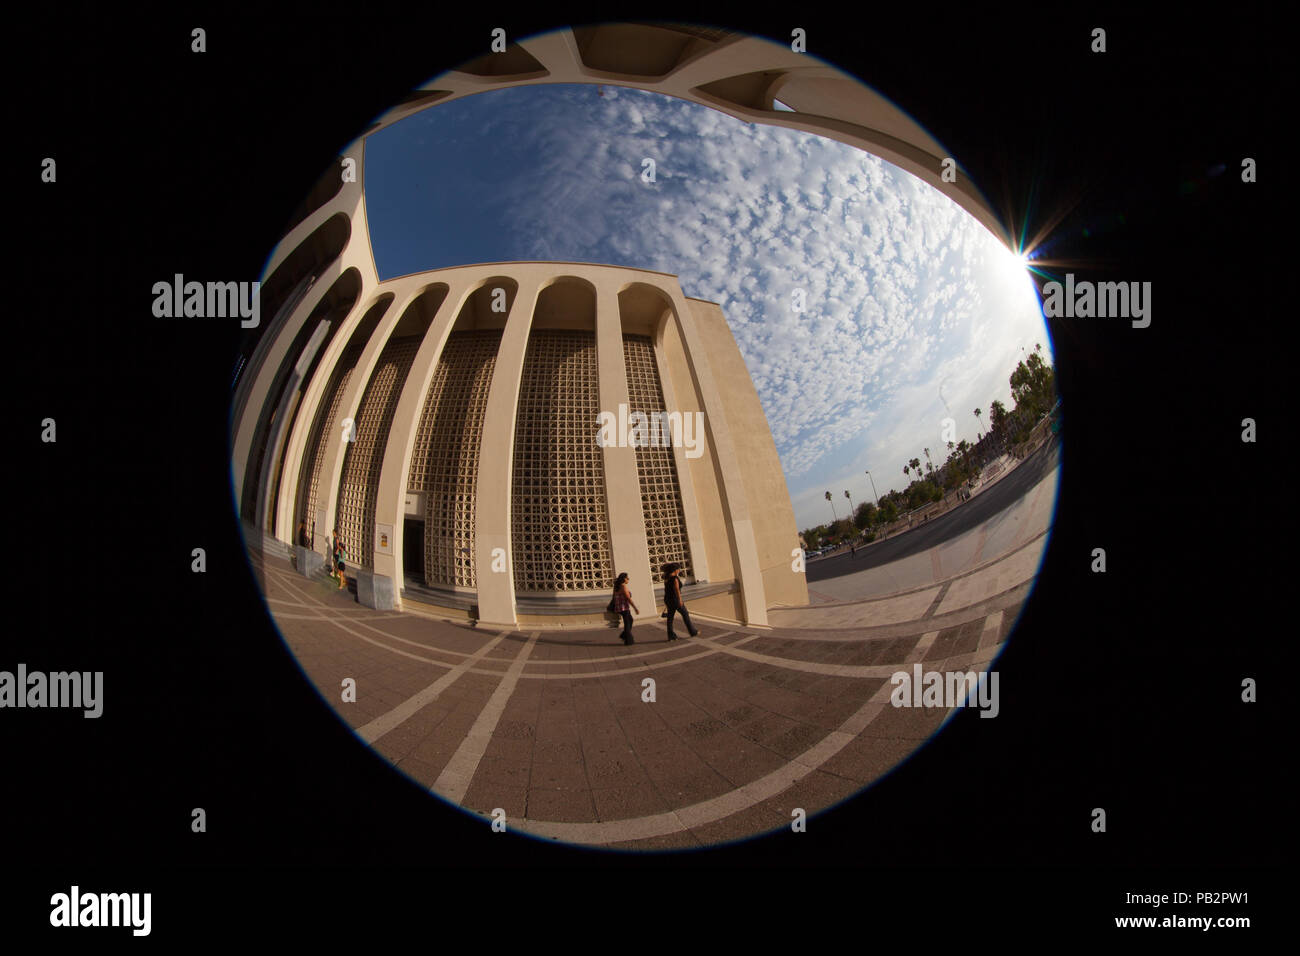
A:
612 572 640 645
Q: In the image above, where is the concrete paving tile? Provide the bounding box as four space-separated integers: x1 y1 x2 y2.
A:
742 684 812 717
817 734 925 786
373 722 430 762
393 755 442 789
530 749 588 790
408 735 461 773
735 710 797 743
649 768 734 807
471 754 533 789
526 788 598 823
482 736 534 765
534 718 582 744
753 769 865 821
676 716 732 743
607 830 701 852
923 626 966 661
866 636 924 665
763 721 830 759
686 803 791 847
858 704 948 740
491 718 538 743
461 780 526 819
718 702 761 726
584 753 649 789
805 692 880 732
591 785 673 820
696 739 789 787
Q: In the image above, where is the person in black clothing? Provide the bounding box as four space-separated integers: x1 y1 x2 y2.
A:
661 562 699 641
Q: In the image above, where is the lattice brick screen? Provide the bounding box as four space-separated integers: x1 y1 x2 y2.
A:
511 329 613 594
334 337 421 569
296 342 363 540
408 329 502 589
623 334 693 583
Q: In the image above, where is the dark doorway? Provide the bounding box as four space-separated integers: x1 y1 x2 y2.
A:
404 518 425 580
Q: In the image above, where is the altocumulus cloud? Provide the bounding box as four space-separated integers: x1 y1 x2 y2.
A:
368 84 1048 525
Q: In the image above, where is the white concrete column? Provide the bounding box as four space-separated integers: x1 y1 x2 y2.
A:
233 144 376 519
650 326 710 586
473 279 544 627
234 254 348 522
665 290 770 626
273 280 416 551
315 291 410 561
369 282 469 599
595 285 654 618
256 318 331 533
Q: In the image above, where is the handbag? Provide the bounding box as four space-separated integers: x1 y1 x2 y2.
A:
607 597 617 613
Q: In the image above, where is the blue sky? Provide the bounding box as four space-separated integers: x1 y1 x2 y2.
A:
364 83 1050 531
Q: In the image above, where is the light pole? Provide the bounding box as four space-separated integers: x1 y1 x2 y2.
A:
864 470 879 507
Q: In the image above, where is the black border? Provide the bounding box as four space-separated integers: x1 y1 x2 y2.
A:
11 0 1284 939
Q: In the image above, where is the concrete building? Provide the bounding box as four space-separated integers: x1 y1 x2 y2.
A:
231 23 1008 628
234 254 807 627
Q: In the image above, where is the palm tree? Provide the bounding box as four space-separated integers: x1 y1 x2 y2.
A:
923 447 933 479
909 457 922 482
844 489 855 524
989 400 1007 449
824 490 838 524
973 408 983 440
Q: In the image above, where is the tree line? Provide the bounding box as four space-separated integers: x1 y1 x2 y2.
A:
801 344 1057 550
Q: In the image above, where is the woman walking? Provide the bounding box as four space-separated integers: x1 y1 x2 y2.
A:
662 563 700 641
611 572 639 645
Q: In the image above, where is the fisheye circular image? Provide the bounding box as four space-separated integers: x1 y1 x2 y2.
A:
230 22 1060 851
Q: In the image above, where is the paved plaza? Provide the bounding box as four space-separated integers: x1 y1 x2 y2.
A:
251 462 1055 849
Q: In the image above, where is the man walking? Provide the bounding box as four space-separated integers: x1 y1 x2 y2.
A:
661 563 700 641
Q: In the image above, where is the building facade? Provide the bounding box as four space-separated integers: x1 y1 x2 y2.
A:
232 22 1006 628
234 253 807 626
